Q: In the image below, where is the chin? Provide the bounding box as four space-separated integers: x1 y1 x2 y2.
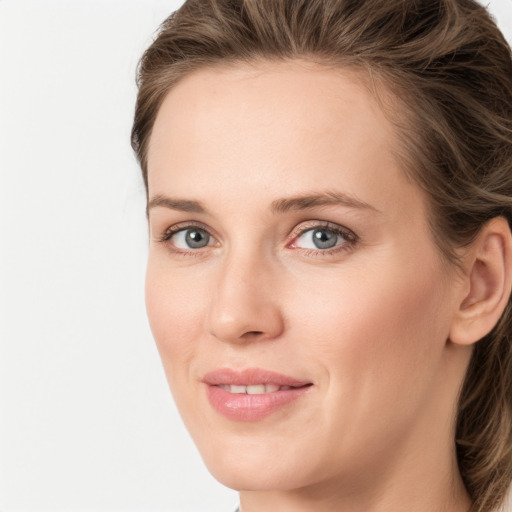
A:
206 460 306 492
210 469 279 492
196 435 324 492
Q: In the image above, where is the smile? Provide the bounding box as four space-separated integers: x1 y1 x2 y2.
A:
217 384 294 394
203 368 313 421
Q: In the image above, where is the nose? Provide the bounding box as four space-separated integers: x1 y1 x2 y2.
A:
206 250 285 344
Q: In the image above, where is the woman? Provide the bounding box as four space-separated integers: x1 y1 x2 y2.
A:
131 0 512 510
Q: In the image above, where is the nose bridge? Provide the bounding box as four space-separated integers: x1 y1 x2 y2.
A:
206 241 283 343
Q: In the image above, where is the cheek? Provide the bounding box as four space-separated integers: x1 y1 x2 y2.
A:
144 256 208 386
286 250 452 426
291 253 447 346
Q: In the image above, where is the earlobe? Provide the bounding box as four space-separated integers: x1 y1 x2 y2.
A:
449 217 512 346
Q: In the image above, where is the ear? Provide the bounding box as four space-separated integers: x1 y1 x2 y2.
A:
449 217 512 346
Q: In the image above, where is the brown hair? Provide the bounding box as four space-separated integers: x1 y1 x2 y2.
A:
131 1 512 510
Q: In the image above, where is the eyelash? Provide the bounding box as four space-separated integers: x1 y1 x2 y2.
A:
289 221 358 257
158 222 215 257
157 221 358 257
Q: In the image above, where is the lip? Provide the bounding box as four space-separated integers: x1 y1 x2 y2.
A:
202 368 313 421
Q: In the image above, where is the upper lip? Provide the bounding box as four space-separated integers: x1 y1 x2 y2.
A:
202 368 312 387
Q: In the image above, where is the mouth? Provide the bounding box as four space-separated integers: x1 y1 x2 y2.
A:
202 368 313 421
216 384 304 394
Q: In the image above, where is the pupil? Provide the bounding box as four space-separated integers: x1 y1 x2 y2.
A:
186 229 209 248
313 229 337 249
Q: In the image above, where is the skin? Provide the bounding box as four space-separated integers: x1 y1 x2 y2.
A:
145 59 478 512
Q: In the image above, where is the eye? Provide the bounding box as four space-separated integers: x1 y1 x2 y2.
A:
290 224 356 252
163 226 214 250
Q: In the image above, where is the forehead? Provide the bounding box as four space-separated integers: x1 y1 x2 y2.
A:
149 60 395 152
147 59 413 215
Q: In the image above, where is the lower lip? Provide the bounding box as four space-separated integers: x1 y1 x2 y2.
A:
206 385 311 421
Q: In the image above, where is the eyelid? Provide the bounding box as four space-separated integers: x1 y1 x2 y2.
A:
155 219 358 256
290 220 356 239
157 221 219 249
287 221 358 252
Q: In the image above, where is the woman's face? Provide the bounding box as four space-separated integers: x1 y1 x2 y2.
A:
145 60 468 493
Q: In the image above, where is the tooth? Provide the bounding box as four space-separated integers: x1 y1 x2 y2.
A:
246 385 265 394
265 384 279 393
219 384 230 391
230 385 247 394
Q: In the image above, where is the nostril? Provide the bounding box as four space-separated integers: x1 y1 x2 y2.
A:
242 330 264 338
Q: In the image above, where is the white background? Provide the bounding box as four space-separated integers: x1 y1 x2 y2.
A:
0 1 511 511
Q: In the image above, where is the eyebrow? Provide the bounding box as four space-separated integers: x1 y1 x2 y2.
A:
146 190 379 216
147 194 208 216
270 191 379 214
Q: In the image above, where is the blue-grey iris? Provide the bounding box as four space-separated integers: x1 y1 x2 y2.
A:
186 229 210 248
313 229 337 249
